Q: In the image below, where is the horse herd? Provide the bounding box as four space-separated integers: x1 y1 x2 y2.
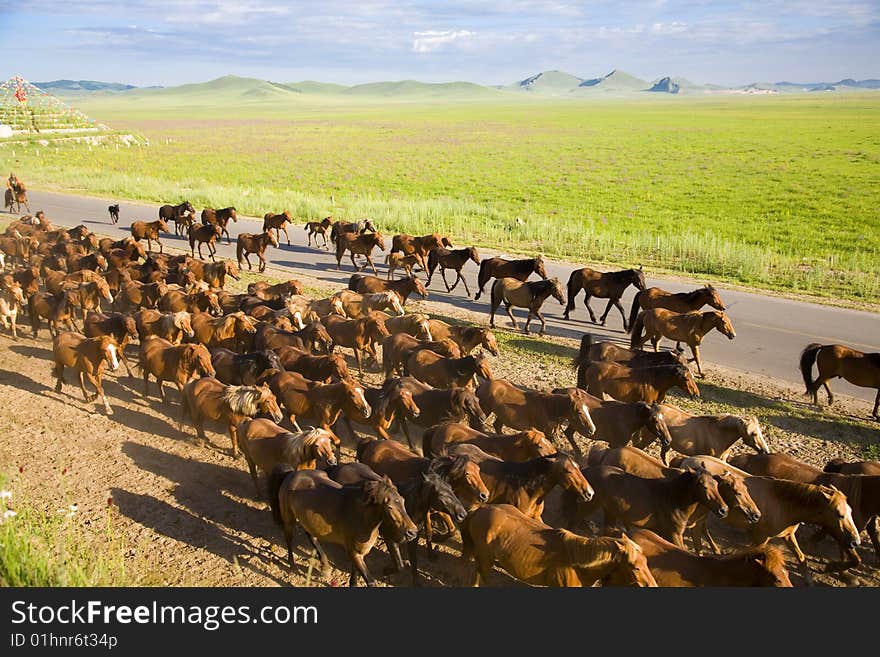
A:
0 201 878 588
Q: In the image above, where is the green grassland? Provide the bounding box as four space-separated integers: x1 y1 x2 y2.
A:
6 82 879 301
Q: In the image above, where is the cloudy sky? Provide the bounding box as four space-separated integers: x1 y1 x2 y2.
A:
1 1 878 86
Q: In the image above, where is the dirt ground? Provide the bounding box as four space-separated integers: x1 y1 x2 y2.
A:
1 268 878 588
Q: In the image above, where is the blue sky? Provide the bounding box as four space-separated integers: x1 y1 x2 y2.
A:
1 1 878 86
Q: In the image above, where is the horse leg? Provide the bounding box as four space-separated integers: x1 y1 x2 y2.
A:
89 373 112 414
401 420 416 450
613 300 628 331
523 309 533 334
157 238 163 254
691 345 705 378
583 295 598 323
283 226 291 246
350 252 360 272
350 553 374 587
504 303 517 330
459 272 471 297
158 381 167 403
493 417 505 434
535 309 547 336
54 364 64 392
228 424 239 457
259 254 267 273
866 516 880 562
78 371 93 402
821 380 834 406
440 268 452 292
782 530 814 586
366 255 377 275
242 253 252 271
283 522 296 569
872 388 880 420
598 298 615 326
562 426 582 456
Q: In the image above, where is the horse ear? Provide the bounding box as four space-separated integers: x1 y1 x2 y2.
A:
638 264 643 270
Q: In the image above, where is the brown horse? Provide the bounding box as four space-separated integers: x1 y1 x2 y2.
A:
489 277 565 336
800 343 880 419
425 320 499 356
329 218 377 245
64 280 115 319
200 207 237 244
385 252 420 279
101 237 146 263
304 216 332 248
211 348 283 386
52 331 120 414
583 361 700 404
631 309 736 377
566 464 728 548
357 438 489 510
268 466 416 586
236 420 336 495
28 291 77 338
422 423 556 462
392 378 487 449
4 182 29 214
43 269 101 297
139 337 215 402
342 377 422 441
108 204 120 224
158 288 223 317
184 259 241 289
113 279 167 313
254 320 333 354
335 232 386 274
676 455 861 583
448 444 593 520
134 309 194 344
390 233 453 272
474 256 547 301
426 246 480 296
181 377 283 454
12 265 40 297
628 285 726 334
476 378 596 440
729 452 880 563
381 333 461 378
188 223 223 261
462 504 656 587
130 219 169 253
83 311 138 377
159 201 195 236
236 232 278 273
262 210 293 245
275 346 350 382
248 279 305 301
405 350 493 389
67 252 108 274
563 266 646 330
633 404 769 463
331 289 404 318
628 527 791 587
572 333 685 389
191 311 256 350
323 313 390 372
260 370 371 436
825 458 880 475
378 312 432 340
348 273 428 305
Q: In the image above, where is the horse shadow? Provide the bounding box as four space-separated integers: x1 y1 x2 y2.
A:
0 367 51 394
766 413 880 449
8 342 52 360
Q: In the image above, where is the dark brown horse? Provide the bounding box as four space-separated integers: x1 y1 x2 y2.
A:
159 201 195 236
342 377 422 441
304 216 332 248
474 256 547 300
188 223 223 261
463 504 656 587
572 333 684 389
83 311 138 377
275 346 350 382
422 423 557 462
405 350 493 389
824 458 880 475
335 232 386 274
268 466 417 586
391 377 487 450
628 285 726 334
800 343 880 420
200 207 237 244
563 266 646 330
254 320 332 354
108 204 120 224
425 246 480 296
52 331 120 414
583 361 700 404
130 218 169 253
323 313 390 373
489 277 565 336
329 218 377 245
236 232 278 273
139 337 215 402
630 309 736 377
425 320 500 356
262 210 293 245
211 348 283 386
28 291 77 338
390 233 453 272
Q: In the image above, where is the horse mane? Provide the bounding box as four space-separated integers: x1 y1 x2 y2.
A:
498 454 557 492
213 314 239 341
172 311 191 330
429 454 472 480
283 428 326 465
360 478 395 505
720 543 787 572
223 385 269 416
556 531 619 569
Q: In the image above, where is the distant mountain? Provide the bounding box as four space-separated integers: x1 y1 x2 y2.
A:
509 70 584 94
33 79 138 96
340 80 500 98
279 81 349 94
578 69 648 93
648 77 680 94
123 75 293 101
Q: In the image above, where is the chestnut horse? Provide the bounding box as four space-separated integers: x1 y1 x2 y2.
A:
572 333 684 389
630 309 736 377
268 466 416 586
52 331 120 414
188 223 223 261
130 218 169 253
254 320 332 354
304 216 332 248
392 378 487 449
134 309 194 344
236 420 337 495
323 312 390 373
84 311 138 377
200 207 237 244
381 334 460 377
489 277 565 335
348 273 427 305
335 232 386 274
248 279 304 301
28 291 77 338
262 210 293 245
628 285 725 334
425 320 499 356
385 252 420 279
462 504 656 587
474 256 547 301
139 337 215 402
422 422 556 462
158 288 223 317
329 218 377 245
800 343 880 420
563 266 646 330
426 246 480 297
181 377 283 454
343 377 422 441
184 259 241 289
405 350 493 389
275 346 350 382
582 361 700 404
390 233 453 272
824 459 880 475
236 231 278 273
191 311 256 350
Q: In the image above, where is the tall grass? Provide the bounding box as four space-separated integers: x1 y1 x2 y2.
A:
0 475 130 586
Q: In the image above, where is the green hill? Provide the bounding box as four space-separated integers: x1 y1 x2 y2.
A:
508 70 583 94
278 81 350 94
124 75 294 102
341 80 500 98
576 69 649 94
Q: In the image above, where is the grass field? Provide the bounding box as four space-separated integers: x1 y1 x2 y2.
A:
5 86 879 301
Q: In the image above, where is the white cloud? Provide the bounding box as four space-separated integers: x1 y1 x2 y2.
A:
650 21 688 35
412 29 476 53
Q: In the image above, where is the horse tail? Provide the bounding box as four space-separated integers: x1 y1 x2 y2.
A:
474 260 490 300
489 278 502 315
564 269 581 315
268 464 296 526
799 343 822 394
629 312 645 351
627 291 643 334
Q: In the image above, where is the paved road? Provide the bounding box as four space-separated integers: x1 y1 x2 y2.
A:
19 189 880 404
